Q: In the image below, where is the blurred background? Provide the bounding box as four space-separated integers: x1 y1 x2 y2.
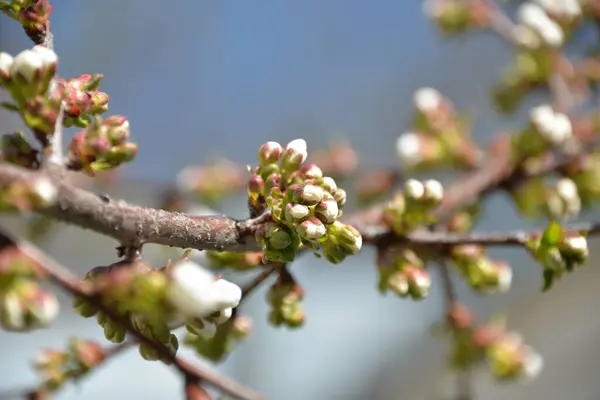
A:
1 1 600 399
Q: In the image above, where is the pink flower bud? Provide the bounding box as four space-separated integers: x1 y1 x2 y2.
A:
296 217 327 240
258 141 283 165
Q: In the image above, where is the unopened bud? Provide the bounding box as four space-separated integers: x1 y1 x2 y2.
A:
333 188 347 207
296 217 327 240
258 141 283 165
404 179 425 200
423 179 444 204
314 199 339 224
406 267 432 300
284 203 310 222
321 176 337 193
300 163 323 179
280 138 308 171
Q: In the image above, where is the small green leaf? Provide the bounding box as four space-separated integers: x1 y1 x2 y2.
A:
182 248 192 258
542 269 555 292
0 102 19 112
541 221 563 247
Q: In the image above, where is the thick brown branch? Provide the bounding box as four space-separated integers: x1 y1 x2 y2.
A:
0 229 266 400
0 163 259 252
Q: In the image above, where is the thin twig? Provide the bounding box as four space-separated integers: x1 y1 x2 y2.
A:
0 229 266 400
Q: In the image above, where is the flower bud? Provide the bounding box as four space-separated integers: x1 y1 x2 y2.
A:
321 176 337 193
413 87 442 114
258 141 283 165
300 184 324 205
403 179 425 200
333 188 347 207
280 138 308 172
388 271 409 297
247 174 264 200
296 217 327 240
423 179 444 204
406 267 432 300
232 315 253 339
300 163 323 179
560 234 588 265
284 203 310 222
330 222 362 254
314 199 339 224
0 52 13 83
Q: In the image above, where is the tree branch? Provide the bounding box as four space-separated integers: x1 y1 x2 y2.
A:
0 228 266 400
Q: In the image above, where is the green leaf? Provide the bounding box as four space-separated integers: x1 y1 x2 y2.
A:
541 221 563 247
0 102 19 112
542 269 555 292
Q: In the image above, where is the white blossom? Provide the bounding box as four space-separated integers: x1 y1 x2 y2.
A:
529 105 572 145
423 179 444 203
533 0 582 18
285 138 308 164
517 2 564 47
404 179 425 200
0 52 13 76
413 87 442 112
565 235 588 258
396 132 422 167
168 260 242 319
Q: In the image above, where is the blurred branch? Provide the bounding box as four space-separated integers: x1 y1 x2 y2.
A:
0 228 266 400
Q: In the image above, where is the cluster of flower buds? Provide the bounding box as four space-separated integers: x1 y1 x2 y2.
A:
383 178 444 235
422 0 491 35
54 74 109 127
562 150 600 205
33 339 106 390
267 277 305 328
0 277 58 331
185 314 253 362
0 45 57 104
377 248 432 300
397 88 478 171
203 251 263 271
516 2 567 48
73 260 179 362
545 177 581 220
66 115 137 175
248 139 361 264
523 105 573 153
0 1 52 43
0 173 56 211
0 131 39 168
527 222 588 291
176 161 246 206
449 245 513 293
445 304 543 381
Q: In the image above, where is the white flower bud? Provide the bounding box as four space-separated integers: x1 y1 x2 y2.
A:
302 184 324 204
396 132 422 167
321 176 337 193
315 199 339 224
31 176 58 206
168 260 242 319
413 87 442 113
297 217 327 240
0 52 14 78
214 307 233 324
565 235 588 258
538 18 564 47
10 48 44 83
423 179 444 203
556 178 578 201
286 203 310 221
284 138 308 165
31 45 58 67
29 292 59 327
497 263 513 293
514 25 542 49
517 3 549 28
549 113 572 143
533 0 582 18
521 346 544 380
404 179 425 200
1 292 25 330
530 105 571 145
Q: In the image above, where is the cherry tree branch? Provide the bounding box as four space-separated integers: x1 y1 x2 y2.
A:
0 228 266 400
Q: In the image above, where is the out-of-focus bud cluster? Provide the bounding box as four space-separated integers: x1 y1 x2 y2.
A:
377 248 432 300
267 274 305 328
73 260 178 364
176 161 246 207
54 74 109 127
203 251 263 271
185 314 253 362
396 88 479 171
445 304 543 381
0 131 38 168
0 1 52 44
382 178 444 235
512 105 573 158
511 176 582 221
33 339 105 391
0 245 59 332
0 45 57 104
248 138 361 264
308 140 358 179
527 221 588 291
66 115 137 175
449 245 513 293
354 170 398 206
423 0 492 35
562 148 600 206
0 173 56 211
